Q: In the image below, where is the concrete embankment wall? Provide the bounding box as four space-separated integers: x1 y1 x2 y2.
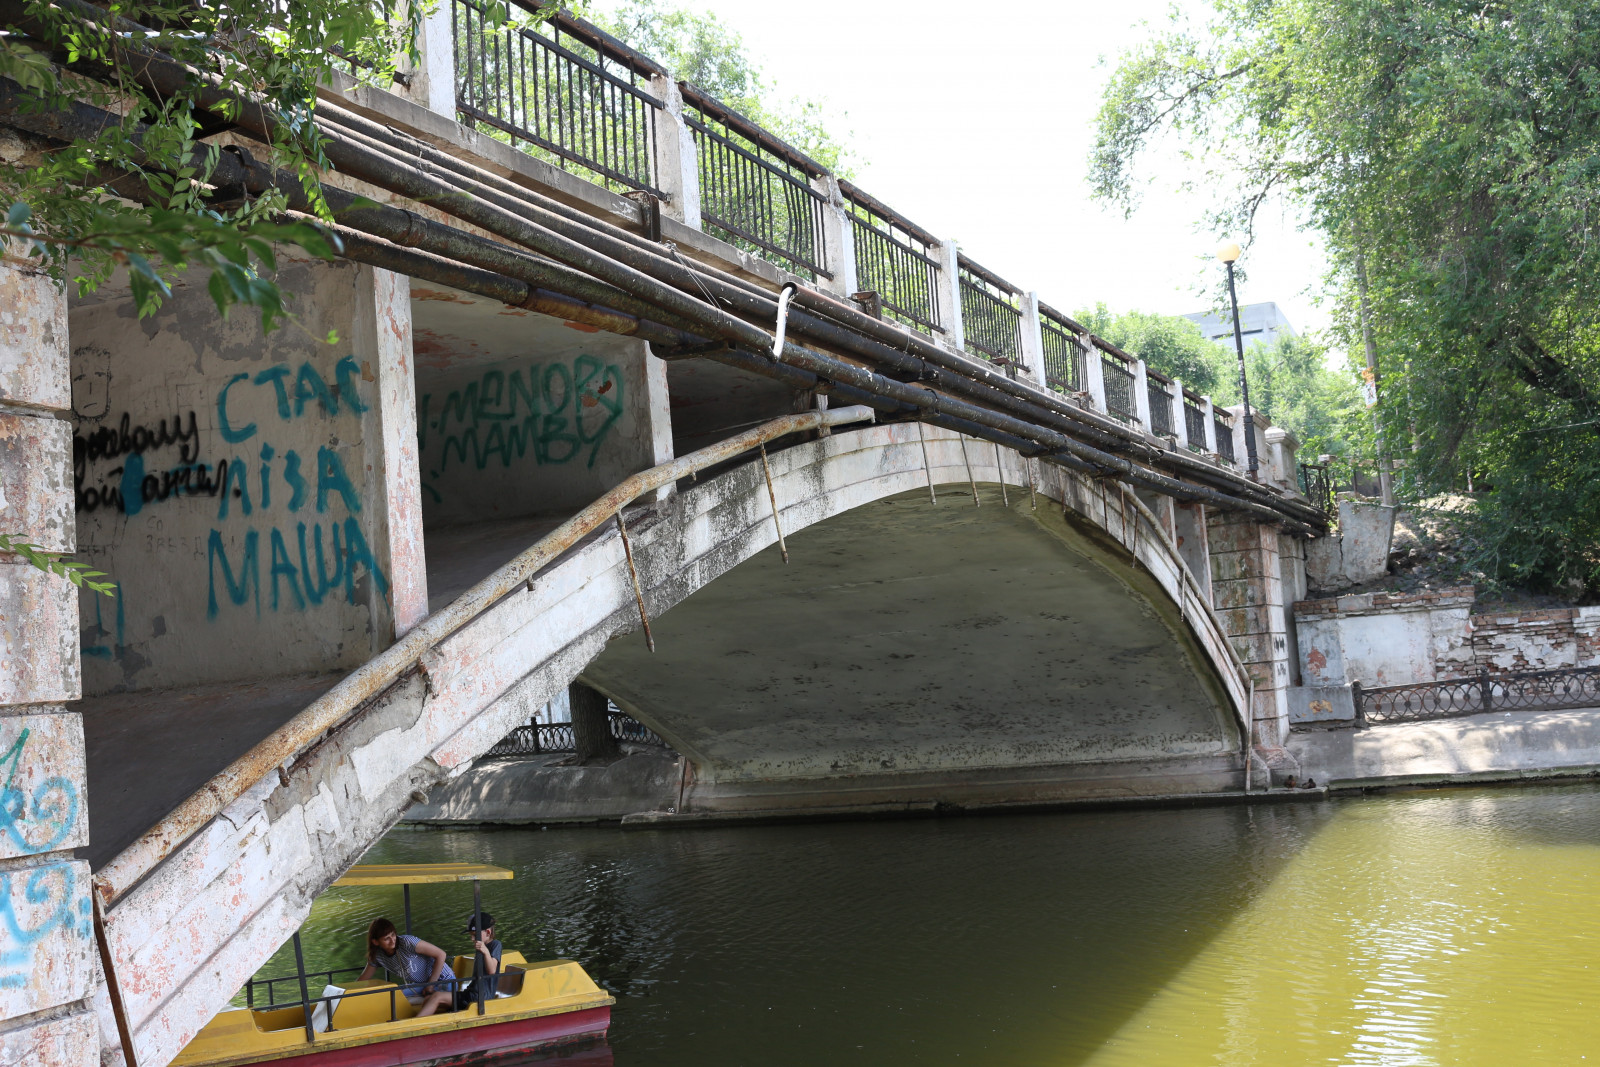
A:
405 748 682 825
1291 707 1600 790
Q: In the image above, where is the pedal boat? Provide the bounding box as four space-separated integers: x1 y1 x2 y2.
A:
171 863 614 1067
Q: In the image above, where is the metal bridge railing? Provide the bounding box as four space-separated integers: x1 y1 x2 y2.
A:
1213 410 1236 463
1146 372 1175 437
482 709 667 757
681 84 830 280
957 256 1022 366
1100 346 1138 425
1355 665 1600 725
1298 461 1335 518
1183 390 1207 452
840 180 943 334
451 0 665 197
1039 305 1083 393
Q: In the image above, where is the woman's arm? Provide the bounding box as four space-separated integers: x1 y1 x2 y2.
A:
358 963 376 981
414 938 449 988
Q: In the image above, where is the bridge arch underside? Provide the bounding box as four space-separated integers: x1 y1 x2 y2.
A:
583 439 1244 812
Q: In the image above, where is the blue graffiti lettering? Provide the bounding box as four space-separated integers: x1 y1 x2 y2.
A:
208 529 261 618
217 372 257 443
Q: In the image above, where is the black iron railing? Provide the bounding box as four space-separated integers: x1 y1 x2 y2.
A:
1213 411 1236 463
681 84 829 279
1183 391 1207 452
841 181 942 334
1355 665 1600 725
1146 373 1175 437
957 256 1022 366
1298 462 1335 518
1039 305 1083 393
483 709 666 757
452 0 664 196
1100 347 1137 425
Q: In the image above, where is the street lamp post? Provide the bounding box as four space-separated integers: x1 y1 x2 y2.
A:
1217 241 1259 480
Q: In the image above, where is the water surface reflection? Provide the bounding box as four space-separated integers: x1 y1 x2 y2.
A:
251 785 1600 1065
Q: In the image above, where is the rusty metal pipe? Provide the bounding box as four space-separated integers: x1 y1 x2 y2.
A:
92 404 878 908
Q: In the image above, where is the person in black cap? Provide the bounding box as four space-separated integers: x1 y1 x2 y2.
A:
456 912 502 1009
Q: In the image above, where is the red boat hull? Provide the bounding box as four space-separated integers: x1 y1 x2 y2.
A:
256 1007 610 1067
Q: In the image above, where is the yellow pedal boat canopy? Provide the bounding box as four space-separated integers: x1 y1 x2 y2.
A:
332 863 514 886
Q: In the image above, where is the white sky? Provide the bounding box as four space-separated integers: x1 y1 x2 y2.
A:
595 0 1330 334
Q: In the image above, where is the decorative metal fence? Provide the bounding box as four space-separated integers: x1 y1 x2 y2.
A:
1298 462 1335 518
1146 373 1175 437
957 257 1022 366
1183 391 1207 451
1100 347 1138 425
452 0 664 196
681 84 829 279
483 710 667 757
1213 411 1236 463
840 180 942 334
1039 305 1083 393
1355 666 1600 725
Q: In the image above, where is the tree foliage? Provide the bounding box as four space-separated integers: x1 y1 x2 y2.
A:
1094 0 1600 597
587 0 852 173
0 0 419 327
1074 302 1225 395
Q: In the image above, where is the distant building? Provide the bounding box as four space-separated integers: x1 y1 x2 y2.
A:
1182 302 1297 350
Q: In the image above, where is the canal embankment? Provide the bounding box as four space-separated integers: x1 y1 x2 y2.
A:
1291 705 1600 792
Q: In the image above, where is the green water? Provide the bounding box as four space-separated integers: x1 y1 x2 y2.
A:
253 785 1600 1064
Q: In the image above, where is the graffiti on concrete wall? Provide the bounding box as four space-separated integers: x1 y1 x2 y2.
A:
0 727 79 857
0 861 93 1000
418 354 625 495
75 355 389 632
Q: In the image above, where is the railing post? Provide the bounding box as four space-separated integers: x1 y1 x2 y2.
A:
812 173 858 297
407 0 457 119
1351 679 1365 724
649 75 702 230
936 240 964 352
1132 358 1153 434
1172 379 1190 450
1479 668 1493 712
1201 396 1219 453
1017 291 1048 385
1081 333 1107 412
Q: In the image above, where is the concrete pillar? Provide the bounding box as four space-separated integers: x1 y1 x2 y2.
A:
1080 332 1107 412
1017 292 1047 385
570 682 618 763
405 0 457 119
0 256 100 1066
1207 510 1293 746
649 75 702 230
935 240 964 352
1171 379 1189 450
355 267 428 639
1200 397 1218 454
812 173 858 298
1131 358 1152 434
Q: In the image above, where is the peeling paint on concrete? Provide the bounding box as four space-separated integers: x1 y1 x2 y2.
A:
0 858 95 1020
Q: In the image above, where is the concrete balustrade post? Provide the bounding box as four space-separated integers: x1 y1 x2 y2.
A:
1201 397 1219 454
1131 358 1153 435
0 253 99 1066
1172 379 1190 450
649 75 702 230
1080 333 1107 412
935 240 964 353
1017 291 1048 385
406 0 457 119
813 174 858 298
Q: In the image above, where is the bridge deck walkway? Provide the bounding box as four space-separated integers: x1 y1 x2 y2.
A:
79 512 576 871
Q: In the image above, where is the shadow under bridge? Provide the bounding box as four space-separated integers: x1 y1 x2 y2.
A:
579 423 1247 815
